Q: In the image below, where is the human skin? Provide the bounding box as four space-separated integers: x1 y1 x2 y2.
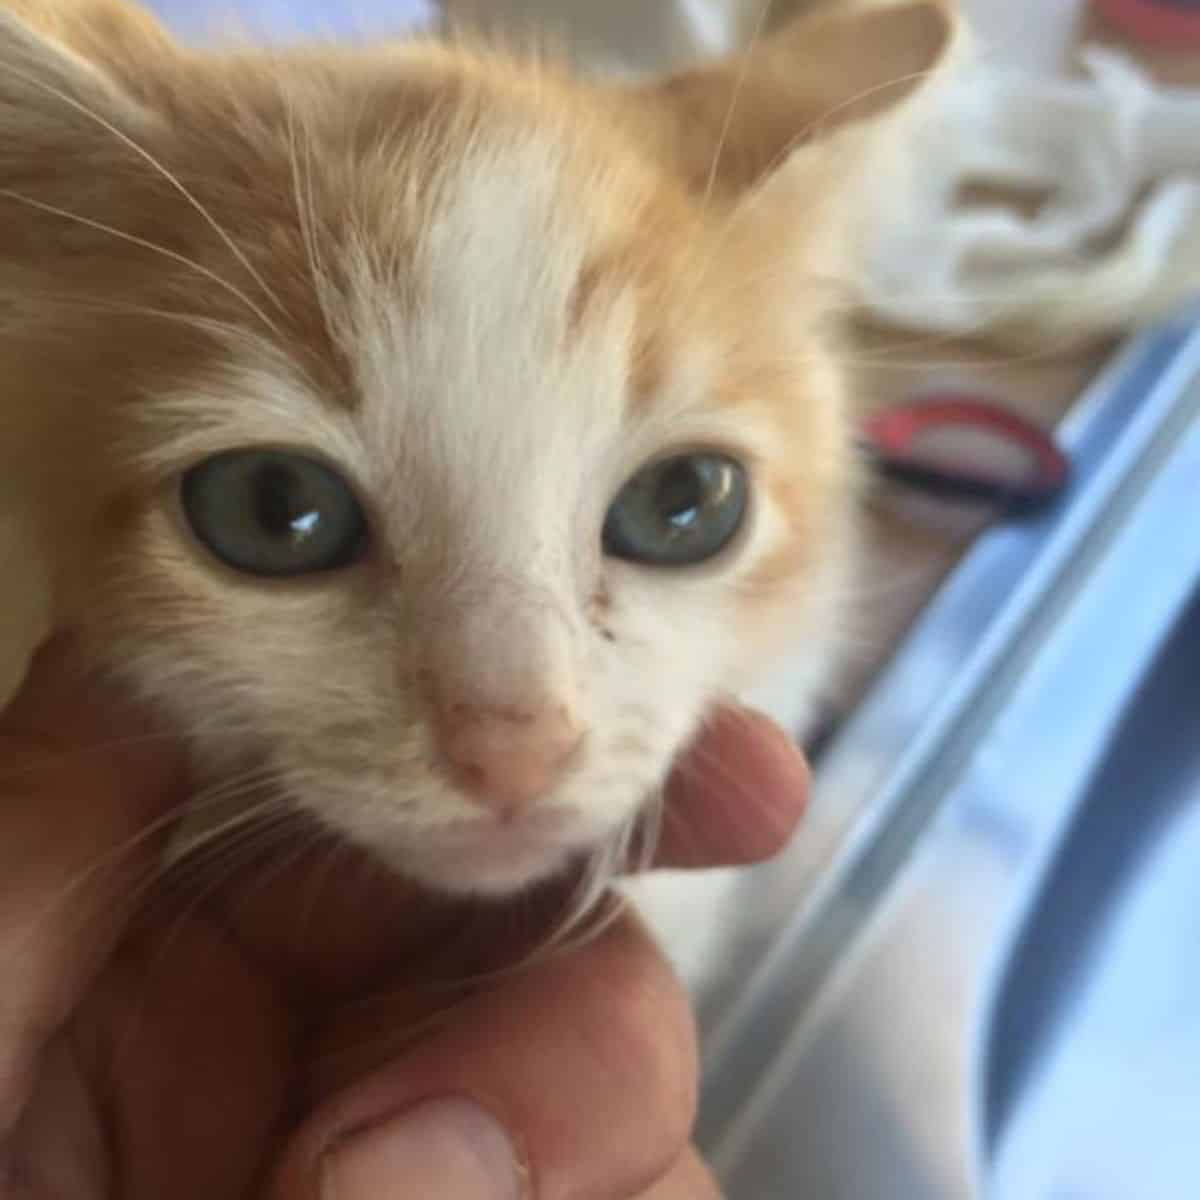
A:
0 642 809 1198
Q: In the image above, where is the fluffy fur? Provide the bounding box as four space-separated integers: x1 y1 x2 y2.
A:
0 0 955 896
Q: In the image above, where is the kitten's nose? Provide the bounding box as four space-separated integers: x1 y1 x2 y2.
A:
436 702 585 816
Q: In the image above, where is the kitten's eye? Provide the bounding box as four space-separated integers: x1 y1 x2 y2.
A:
181 450 367 578
603 452 747 567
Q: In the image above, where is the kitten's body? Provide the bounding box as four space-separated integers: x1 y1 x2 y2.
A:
0 0 955 897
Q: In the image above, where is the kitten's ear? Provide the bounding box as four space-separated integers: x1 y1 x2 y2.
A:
0 0 169 148
618 0 960 197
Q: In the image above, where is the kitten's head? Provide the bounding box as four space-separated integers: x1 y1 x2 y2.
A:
0 0 955 895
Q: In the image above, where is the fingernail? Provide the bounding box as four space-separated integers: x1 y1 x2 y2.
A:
322 1098 524 1200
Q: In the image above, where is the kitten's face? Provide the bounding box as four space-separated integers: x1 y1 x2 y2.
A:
0 1 953 895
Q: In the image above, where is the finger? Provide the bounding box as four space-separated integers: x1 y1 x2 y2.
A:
64 911 292 1200
655 707 810 869
267 914 698 1200
208 841 469 1006
6 1036 108 1200
638 1147 723 1199
0 640 182 1143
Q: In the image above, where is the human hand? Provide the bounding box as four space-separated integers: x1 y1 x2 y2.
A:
0 641 809 1198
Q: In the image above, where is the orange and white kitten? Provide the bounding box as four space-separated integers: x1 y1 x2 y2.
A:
0 0 955 897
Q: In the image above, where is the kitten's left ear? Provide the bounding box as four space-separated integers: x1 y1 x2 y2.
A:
614 0 961 198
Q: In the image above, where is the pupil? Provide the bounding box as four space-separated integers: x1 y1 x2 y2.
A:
254 463 318 542
656 461 704 529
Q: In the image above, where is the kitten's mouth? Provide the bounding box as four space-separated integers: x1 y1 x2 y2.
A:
435 808 593 856
414 810 600 895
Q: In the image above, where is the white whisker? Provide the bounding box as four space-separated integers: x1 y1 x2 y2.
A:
6 62 291 325
0 188 282 335
284 85 340 351
699 0 774 217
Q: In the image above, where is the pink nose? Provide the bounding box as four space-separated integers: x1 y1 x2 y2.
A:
436 703 585 816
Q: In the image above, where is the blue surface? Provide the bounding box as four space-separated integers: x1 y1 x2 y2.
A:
143 0 433 43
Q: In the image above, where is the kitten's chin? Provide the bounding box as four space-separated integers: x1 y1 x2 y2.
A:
383 814 603 898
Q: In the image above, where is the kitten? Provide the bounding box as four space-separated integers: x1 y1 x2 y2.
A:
0 0 955 898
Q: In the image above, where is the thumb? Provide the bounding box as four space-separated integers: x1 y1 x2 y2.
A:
268 915 697 1200
314 1100 523 1199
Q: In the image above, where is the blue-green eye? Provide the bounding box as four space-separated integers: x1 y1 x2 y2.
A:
603 452 748 567
181 449 367 578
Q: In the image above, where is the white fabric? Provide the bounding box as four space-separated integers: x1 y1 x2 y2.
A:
858 47 1200 347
